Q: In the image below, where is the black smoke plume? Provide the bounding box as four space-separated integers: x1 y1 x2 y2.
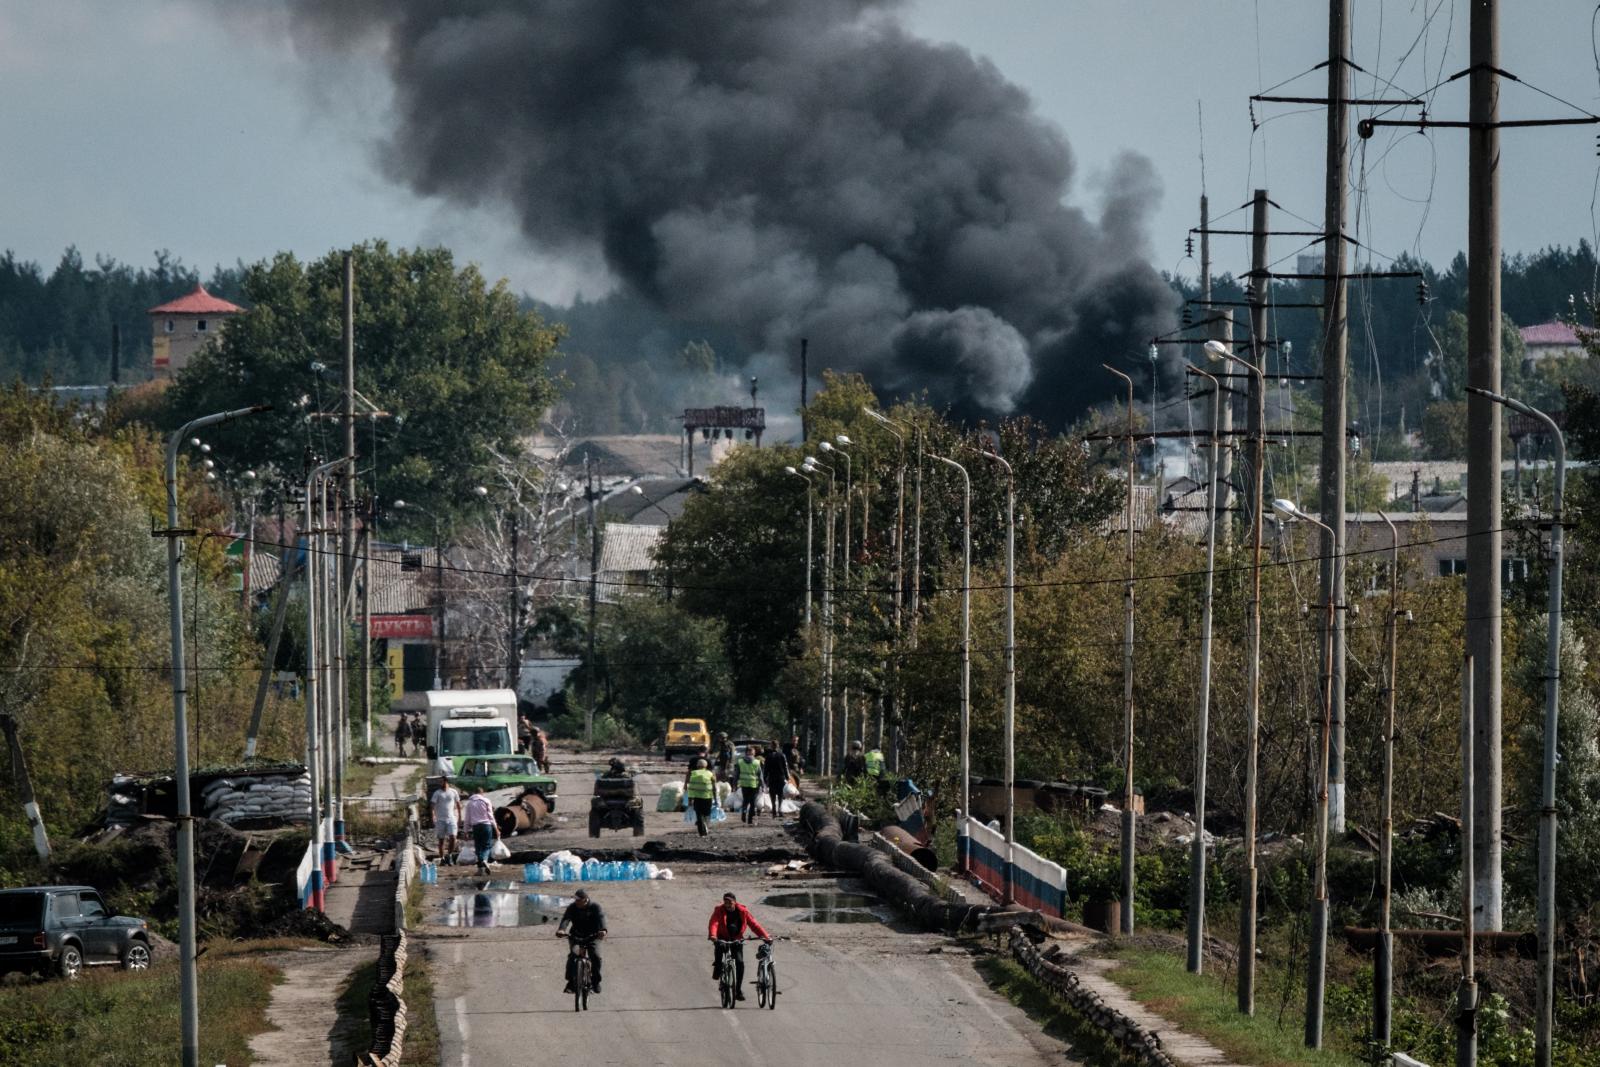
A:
285 0 1176 423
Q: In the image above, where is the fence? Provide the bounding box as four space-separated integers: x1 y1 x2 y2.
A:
959 815 1070 918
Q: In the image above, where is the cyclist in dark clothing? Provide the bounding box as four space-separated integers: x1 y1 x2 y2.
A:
762 746 790 819
557 889 608 993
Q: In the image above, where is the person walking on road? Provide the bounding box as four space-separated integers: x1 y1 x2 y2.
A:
430 774 462 865
394 715 410 757
530 726 550 773
685 759 717 837
735 746 763 824
462 784 500 874
782 734 803 776
708 892 770 1001
713 732 734 782
557 888 608 994
842 740 867 782
763 744 790 819
410 712 427 756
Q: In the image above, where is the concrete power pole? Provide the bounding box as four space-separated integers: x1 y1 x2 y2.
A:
1466 0 1503 933
1321 0 1351 838
342 253 366 750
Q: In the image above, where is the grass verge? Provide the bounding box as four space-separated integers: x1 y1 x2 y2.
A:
402 941 441 1065
1108 946 1362 1067
975 954 1126 1066
0 957 277 1066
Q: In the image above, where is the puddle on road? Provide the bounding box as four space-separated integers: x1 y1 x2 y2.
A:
760 889 887 925
436 890 573 928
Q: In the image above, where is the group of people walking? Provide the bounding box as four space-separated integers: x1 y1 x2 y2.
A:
682 733 795 835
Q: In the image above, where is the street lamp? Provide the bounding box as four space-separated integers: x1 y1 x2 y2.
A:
1106 363 1138 935
932 453 971 873
1375 509 1402 1058
803 457 838 776
1468 386 1566 1067
820 439 853 759
1272 496 1338 1048
1184 360 1223 974
1207 336 1269 1016
863 408 911 758
164 404 266 1067
975 446 1014 906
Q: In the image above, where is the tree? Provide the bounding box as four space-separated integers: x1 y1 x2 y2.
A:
598 599 732 742
159 242 560 531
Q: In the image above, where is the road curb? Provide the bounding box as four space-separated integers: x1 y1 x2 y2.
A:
355 803 418 1066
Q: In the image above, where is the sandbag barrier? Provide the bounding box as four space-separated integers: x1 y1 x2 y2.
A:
1007 926 1179 1067
356 805 418 1066
798 801 982 931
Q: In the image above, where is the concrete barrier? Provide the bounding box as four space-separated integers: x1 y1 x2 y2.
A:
963 815 1069 918
295 836 322 911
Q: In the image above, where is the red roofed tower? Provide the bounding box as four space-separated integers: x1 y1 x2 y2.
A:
148 284 244 378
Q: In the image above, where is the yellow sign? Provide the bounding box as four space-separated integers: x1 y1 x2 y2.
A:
386 644 404 695
152 335 170 368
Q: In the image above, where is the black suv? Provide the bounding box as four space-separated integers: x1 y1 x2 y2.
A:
0 886 152 979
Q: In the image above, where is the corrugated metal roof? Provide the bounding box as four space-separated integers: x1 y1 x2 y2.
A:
599 523 663 575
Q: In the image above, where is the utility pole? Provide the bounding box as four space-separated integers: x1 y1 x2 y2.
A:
1458 657 1479 1067
1200 196 1235 541
1321 0 1352 839
342 254 359 752
508 507 521 691
1106 365 1138 935
1376 513 1400 1059
246 490 297 760
1466 0 1503 933
586 456 599 746
0 714 50 864
1186 359 1221 975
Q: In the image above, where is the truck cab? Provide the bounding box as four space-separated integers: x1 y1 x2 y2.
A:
423 689 518 774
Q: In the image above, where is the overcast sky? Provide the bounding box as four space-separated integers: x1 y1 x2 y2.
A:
2 1 1596 302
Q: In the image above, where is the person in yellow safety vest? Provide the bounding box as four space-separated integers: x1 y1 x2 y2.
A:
686 759 717 837
864 746 886 779
735 747 764 824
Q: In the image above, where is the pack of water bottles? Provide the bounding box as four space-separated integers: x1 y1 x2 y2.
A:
419 861 439 885
522 850 669 883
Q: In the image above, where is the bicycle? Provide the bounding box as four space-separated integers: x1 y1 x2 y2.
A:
558 932 599 1012
712 938 749 1009
755 938 779 1009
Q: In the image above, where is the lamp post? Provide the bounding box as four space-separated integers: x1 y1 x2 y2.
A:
783 468 814 626
1467 386 1565 1067
1272 497 1338 1049
932 453 971 873
864 408 910 761
1106 363 1138 934
804 456 837 776
1185 360 1223 973
1207 336 1267 1015
821 437 853 758
1148 342 1161 465
165 405 266 1067
975 446 1014 905
1375 509 1401 1058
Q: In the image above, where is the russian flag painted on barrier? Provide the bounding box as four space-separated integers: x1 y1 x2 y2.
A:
961 815 1069 918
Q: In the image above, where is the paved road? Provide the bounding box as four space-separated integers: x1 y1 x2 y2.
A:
415 748 1079 1066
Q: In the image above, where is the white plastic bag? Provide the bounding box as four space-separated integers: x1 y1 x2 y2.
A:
490 839 511 861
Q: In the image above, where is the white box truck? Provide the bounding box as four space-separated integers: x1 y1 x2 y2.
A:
423 689 517 774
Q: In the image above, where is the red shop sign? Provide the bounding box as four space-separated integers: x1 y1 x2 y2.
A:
370 614 436 639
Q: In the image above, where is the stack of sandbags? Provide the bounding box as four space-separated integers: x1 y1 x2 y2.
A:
202 771 314 826
106 775 144 827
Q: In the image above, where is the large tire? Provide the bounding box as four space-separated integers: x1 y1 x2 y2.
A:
588 811 602 838
121 939 151 972
631 810 645 837
56 943 82 980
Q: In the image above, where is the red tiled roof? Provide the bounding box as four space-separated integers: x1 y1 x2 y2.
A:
1520 321 1580 346
148 284 244 316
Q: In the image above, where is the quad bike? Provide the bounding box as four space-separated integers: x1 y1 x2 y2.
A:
589 768 646 838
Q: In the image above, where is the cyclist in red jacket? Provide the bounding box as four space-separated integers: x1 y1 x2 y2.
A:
707 892 771 1001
